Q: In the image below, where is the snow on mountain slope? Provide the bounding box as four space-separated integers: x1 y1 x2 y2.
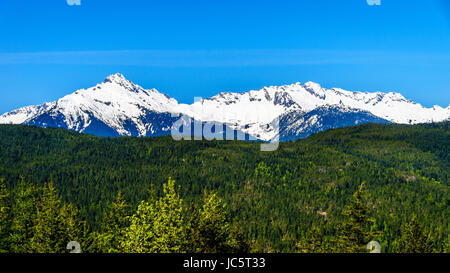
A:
189 81 449 126
176 81 449 140
276 105 391 141
0 103 52 124
0 73 448 141
0 74 180 136
176 87 297 140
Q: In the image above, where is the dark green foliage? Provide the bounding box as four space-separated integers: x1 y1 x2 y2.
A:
186 192 250 253
6 180 88 253
8 179 40 253
0 179 11 253
296 225 331 253
121 178 187 253
0 122 448 252
445 236 450 253
88 191 131 253
1 178 248 253
296 183 382 253
397 214 435 253
335 182 382 253
29 182 88 253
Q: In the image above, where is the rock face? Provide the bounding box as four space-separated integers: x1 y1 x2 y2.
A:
1 73 448 141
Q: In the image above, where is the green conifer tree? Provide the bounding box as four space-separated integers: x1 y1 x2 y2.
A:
336 182 381 253
0 179 11 253
187 191 249 253
29 183 88 253
90 191 131 253
297 225 331 253
444 236 450 254
152 177 186 253
397 214 435 253
9 178 39 253
121 178 186 253
228 222 251 253
121 199 156 253
186 202 202 253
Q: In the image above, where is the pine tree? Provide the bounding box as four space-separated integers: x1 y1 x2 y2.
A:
397 214 435 253
9 178 39 253
187 191 249 253
444 235 450 254
59 202 89 253
228 222 251 253
121 199 156 253
198 192 230 253
29 183 88 253
336 182 381 253
0 179 11 253
152 177 186 253
186 202 203 252
29 182 61 252
121 178 186 253
90 191 131 253
296 226 330 253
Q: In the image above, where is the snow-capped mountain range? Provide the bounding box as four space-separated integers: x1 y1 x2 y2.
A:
1 73 449 141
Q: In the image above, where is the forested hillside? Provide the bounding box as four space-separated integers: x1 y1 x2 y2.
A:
0 122 448 253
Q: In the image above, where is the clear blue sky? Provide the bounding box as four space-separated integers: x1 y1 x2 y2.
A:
0 0 449 114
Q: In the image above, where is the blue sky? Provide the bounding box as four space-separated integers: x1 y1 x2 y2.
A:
0 0 449 113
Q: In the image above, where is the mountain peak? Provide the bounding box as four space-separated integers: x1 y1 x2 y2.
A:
103 73 128 84
100 73 144 93
303 81 322 89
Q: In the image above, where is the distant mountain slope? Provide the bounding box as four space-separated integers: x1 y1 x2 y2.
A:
1 73 448 141
277 105 391 141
